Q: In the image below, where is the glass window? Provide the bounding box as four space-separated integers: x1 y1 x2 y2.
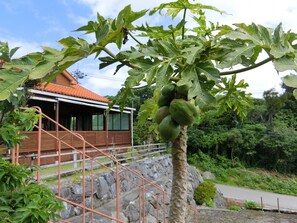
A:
108 113 130 131
92 114 104 131
121 113 129 130
113 113 121 130
70 116 77 131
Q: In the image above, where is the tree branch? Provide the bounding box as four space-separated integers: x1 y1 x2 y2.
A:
182 9 187 40
101 46 141 70
128 32 144 46
219 57 273 76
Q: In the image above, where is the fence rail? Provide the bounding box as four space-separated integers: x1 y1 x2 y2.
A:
35 143 168 179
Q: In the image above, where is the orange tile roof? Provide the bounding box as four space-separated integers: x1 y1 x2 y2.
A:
36 82 110 103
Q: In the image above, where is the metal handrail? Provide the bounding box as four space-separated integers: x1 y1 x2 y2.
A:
15 107 197 223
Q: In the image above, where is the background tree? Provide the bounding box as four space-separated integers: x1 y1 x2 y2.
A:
2 1 297 222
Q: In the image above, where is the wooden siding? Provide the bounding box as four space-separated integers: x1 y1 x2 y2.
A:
20 130 131 153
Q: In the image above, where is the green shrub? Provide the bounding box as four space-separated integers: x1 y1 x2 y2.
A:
228 205 241 211
194 180 217 207
0 158 64 222
243 200 260 209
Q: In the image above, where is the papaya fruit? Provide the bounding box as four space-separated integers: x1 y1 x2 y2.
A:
158 115 181 141
154 106 170 124
176 84 190 97
161 83 176 98
169 99 198 126
157 94 172 107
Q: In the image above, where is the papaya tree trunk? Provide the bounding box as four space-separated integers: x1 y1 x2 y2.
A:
169 125 188 223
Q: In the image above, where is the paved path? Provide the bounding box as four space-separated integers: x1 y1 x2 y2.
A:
216 184 297 211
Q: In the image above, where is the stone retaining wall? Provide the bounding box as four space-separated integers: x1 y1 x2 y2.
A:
49 155 223 222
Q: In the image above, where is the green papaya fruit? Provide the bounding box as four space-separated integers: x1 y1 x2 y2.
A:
154 106 170 124
158 115 181 141
157 94 172 107
169 99 198 126
176 84 190 97
161 83 176 98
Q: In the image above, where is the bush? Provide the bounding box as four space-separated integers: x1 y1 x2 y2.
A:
228 205 241 211
0 158 64 222
243 200 260 209
194 180 217 207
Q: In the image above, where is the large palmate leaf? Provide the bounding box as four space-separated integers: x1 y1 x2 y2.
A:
150 0 224 19
217 43 256 69
76 6 147 51
0 69 29 100
213 75 253 119
273 56 297 72
282 74 297 100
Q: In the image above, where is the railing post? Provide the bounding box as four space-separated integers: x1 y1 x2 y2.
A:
73 151 77 168
116 161 120 222
37 107 42 183
82 140 86 223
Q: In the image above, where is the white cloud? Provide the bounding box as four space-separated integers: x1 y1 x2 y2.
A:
1 38 43 58
72 58 128 96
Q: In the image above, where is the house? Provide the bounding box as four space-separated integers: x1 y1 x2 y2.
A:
17 70 134 164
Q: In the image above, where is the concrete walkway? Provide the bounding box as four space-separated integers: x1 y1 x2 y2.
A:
216 184 297 211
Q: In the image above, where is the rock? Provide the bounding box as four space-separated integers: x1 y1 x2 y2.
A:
203 171 216 180
60 202 75 219
95 177 109 199
214 189 226 208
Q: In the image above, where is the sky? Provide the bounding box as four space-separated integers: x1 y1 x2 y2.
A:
1 0 297 98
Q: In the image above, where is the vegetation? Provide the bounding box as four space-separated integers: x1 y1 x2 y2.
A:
227 205 241 211
0 158 63 223
188 88 297 174
188 151 297 196
0 43 64 223
194 180 217 207
2 1 297 222
243 200 260 209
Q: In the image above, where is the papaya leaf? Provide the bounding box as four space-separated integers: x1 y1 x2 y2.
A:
137 95 159 125
0 69 29 100
125 69 145 88
273 56 297 72
150 0 224 19
196 62 220 81
159 63 173 90
58 36 79 47
270 43 295 59
282 74 297 88
182 46 203 65
28 60 56 80
293 89 297 100
218 43 256 68
95 22 109 44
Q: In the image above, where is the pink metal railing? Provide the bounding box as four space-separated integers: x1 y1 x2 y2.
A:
13 107 198 223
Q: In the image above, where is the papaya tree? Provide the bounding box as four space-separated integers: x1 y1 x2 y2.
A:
1 1 297 222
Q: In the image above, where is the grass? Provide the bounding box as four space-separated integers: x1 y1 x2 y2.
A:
38 156 114 185
188 152 297 196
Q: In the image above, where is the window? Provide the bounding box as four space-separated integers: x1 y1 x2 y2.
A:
92 114 104 131
70 116 77 131
108 113 129 130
